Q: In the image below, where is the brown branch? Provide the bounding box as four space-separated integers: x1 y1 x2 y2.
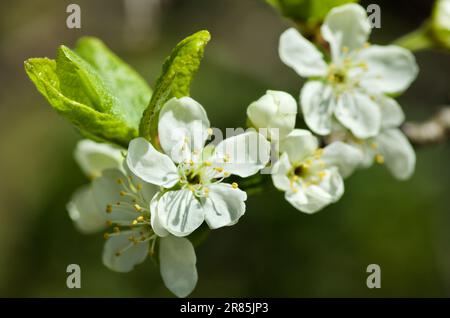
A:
402 107 450 146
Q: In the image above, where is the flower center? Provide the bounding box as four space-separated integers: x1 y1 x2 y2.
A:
294 164 308 178
186 171 202 185
328 69 347 84
288 149 329 192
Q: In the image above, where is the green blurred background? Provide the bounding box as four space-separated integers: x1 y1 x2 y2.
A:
0 0 449 297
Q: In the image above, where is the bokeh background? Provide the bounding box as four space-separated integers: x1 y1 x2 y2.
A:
0 0 449 297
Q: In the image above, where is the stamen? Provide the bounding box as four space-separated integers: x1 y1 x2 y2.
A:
231 182 239 189
106 204 112 213
318 171 327 180
375 154 385 164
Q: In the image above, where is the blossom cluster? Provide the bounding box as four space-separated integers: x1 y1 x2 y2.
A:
33 3 418 297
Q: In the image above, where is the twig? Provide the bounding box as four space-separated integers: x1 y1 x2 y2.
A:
402 107 450 146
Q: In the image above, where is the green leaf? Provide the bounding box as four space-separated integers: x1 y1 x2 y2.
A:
24 58 136 147
25 38 153 147
139 30 210 146
267 0 359 24
56 45 115 113
74 37 152 128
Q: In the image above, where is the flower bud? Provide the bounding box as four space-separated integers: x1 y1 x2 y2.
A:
246 90 297 140
431 0 450 48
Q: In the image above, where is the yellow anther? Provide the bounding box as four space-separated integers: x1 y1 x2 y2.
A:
363 42 371 48
375 154 385 164
115 252 121 257
116 202 121 206
223 155 230 163
106 220 113 227
342 46 349 53
215 167 224 173
132 220 138 225
224 172 231 177
113 226 120 233
204 187 209 194
231 182 239 189
189 160 194 165
119 191 126 196
116 178 123 184
359 62 368 71
370 142 378 150
136 183 142 191
106 204 112 213
133 204 142 212
207 128 213 135
318 171 327 180
103 233 110 240
314 148 324 158
204 161 212 166
136 216 144 222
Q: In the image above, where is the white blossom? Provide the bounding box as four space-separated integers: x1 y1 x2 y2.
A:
127 96 271 237
271 129 361 213
279 3 418 139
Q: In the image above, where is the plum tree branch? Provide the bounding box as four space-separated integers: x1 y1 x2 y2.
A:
402 107 450 146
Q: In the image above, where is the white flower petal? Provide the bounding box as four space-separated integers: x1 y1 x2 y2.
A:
321 3 371 61
271 153 293 192
74 139 123 178
102 228 149 272
67 185 107 234
247 90 297 140
126 137 179 188
377 95 405 128
203 183 247 229
300 81 335 136
279 28 328 77
375 128 416 180
159 236 197 298
158 97 210 162
150 193 169 237
284 188 309 211
212 131 271 178
334 91 381 138
294 168 344 213
357 45 419 94
321 141 363 178
280 129 318 163
157 189 205 237
92 169 138 223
